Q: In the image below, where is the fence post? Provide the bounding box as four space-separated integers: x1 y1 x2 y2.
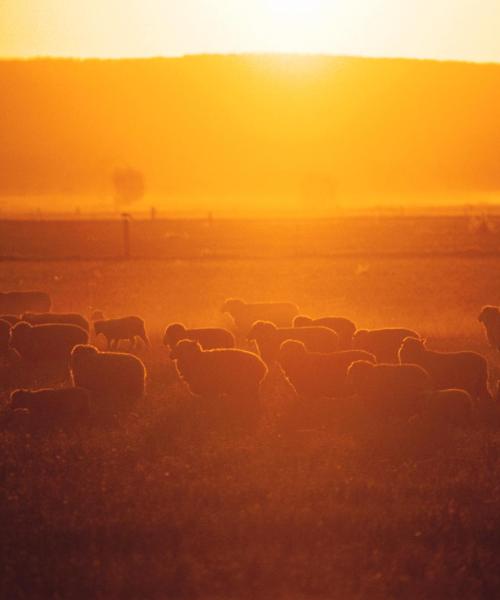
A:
121 213 131 259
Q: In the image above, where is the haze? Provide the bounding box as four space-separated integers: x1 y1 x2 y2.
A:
1 0 500 63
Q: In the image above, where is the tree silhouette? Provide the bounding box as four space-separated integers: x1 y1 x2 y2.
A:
112 167 145 207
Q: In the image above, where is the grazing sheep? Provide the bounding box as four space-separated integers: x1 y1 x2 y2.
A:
71 345 146 409
398 337 491 402
0 315 21 326
10 322 88 362
163 323 235 350
346 360 432 418
352 327 420 363
94 316 149 350
171 340 267 419
0 291 51 315
22 312 90 332
420 389 474 427
0 319 10 357
248 320 339 364
278 340 376 399
294 315 356 349
10 387 91 429
478 306 500 350
222 298 299 335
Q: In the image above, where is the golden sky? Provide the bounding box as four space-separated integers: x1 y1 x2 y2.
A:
1 0 499 62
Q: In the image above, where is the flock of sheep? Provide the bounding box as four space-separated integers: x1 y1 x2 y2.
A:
1 289 500 432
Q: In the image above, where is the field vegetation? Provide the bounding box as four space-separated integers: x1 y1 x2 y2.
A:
1 222 500 598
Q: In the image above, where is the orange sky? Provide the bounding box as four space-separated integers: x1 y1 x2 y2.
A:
1 0 500 62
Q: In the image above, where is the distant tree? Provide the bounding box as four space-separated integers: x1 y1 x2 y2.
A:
112 167 145 207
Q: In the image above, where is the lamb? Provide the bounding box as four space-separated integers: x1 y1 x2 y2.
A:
0 319 10 357
9 322 88 362
398 337 491 402
0 291 51 315
22 312 90 332
248 320 339 364
71 344 146 409
294 315 356 349
346 360 432 418
10 387 91 429
163 323 235 350
170 340 267 418
278 340 376 399
352 327 420 363
478 306 500 351
94 316 149 350
222 298 299 335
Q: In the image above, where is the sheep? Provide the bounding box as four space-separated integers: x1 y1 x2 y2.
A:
163 323 235 350
170 340 267 421
0 315 21 326
478 306 500 351
94 316 149 350
352 327 420 363
0 291 51 315
346 360 432 418
22 312 90 332
398 337 491 402
294 315 356 349
278 340 376 399
247 320 339 365
9 322 88 362
10 387 91 429
420 389 474 427
71 345 146 414
222 298 299 336
0 319 10 357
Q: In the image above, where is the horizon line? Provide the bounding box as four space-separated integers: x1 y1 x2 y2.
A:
0 51 499 67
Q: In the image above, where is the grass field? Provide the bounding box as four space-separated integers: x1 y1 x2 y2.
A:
2 237 500 598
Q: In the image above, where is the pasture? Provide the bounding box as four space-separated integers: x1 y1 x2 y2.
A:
2 226 500 598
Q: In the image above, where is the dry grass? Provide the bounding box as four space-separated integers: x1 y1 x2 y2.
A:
1 251 500 598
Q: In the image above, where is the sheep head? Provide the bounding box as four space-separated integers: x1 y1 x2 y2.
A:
352 330 368 347
279 339 307 366
93 320 107 337
164 323 187 347
293 315 313 328
71 344 99 366
170 339 202 361
345 360 374 392
479 306 499 325
399 337 426 357
221 298 245 315
9 321 32 349
247 321 277 341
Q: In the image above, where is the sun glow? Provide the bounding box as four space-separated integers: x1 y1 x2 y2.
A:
257 0 332 53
